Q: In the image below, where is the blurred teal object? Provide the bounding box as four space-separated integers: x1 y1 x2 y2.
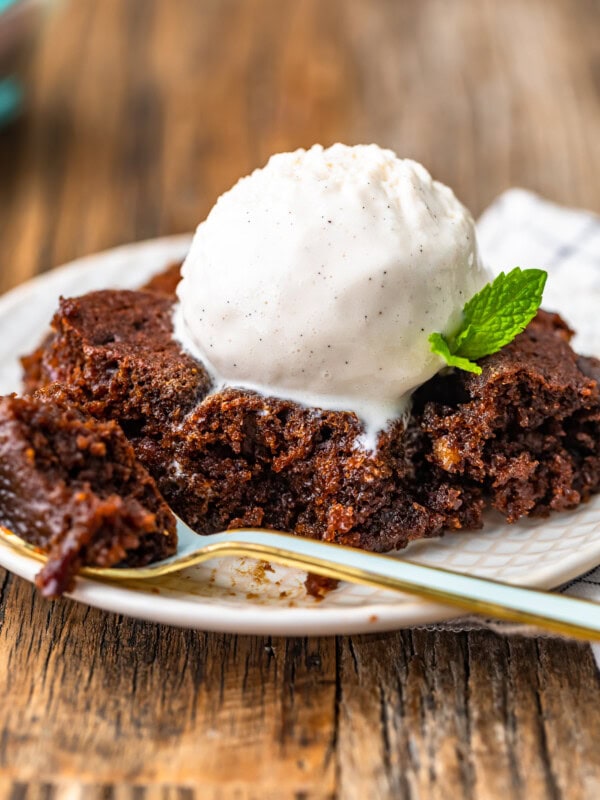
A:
0 76 22 123
0 0 50 127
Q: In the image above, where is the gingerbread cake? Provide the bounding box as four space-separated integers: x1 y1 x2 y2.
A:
16 264 600 574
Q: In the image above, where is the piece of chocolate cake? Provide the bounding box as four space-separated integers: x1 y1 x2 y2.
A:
416 310 600 521
22 289 212 438
0 394 177 597
160 388 483 550
141 261 183 296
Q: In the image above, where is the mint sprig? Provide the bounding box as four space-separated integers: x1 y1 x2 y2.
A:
429 267 547 375
429 332 484 374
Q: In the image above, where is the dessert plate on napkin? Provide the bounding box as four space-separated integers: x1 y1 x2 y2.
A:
0 192 600 635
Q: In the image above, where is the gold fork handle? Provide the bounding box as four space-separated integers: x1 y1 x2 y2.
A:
197 539 600 641
90 527 600 642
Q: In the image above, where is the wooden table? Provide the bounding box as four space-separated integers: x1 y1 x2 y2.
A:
1 1 600 797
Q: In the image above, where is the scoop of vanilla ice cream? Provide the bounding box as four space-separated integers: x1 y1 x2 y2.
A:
175 143 491 444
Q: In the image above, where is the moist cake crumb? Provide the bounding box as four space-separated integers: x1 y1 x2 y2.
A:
0 393 177 597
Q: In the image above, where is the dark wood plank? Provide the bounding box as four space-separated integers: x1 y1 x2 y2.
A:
1 568 599 795
2 0 600 796
0 569 337 793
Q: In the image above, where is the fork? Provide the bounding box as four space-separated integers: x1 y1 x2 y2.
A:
1 518 599 641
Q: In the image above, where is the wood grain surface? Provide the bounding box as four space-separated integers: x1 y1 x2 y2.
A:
1 1 600 798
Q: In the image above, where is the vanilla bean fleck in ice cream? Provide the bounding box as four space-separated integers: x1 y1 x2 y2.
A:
174 143 491 446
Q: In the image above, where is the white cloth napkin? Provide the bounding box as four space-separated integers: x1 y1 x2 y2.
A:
478 189 600 356
429 190 600 662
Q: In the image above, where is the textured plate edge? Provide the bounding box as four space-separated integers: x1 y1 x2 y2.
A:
0 544 462 635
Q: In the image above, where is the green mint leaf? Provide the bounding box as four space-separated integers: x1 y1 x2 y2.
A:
429 267 547 374
429 332 482 375
452 267 547 359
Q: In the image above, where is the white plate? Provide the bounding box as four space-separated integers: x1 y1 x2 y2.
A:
1 236 600 635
